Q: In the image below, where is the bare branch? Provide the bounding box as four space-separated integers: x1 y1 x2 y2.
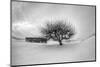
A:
40 20 76 45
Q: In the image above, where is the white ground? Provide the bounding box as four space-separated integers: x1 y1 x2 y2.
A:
12 36 95 65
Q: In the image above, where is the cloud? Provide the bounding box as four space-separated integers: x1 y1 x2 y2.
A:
12 21 42 38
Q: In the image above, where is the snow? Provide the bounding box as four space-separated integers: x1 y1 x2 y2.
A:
12 36 95 65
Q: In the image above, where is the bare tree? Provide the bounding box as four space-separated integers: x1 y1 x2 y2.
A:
41 20 75 46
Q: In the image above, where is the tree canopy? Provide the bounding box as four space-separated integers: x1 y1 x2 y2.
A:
41 20 76 45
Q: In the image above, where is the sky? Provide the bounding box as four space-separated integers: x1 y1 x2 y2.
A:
12 1 95 40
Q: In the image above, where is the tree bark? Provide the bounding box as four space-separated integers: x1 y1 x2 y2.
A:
59 40 63 46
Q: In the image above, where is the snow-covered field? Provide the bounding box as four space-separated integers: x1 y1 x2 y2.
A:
12 36 95 65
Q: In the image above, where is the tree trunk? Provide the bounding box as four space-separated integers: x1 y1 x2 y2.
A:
59 40 63 46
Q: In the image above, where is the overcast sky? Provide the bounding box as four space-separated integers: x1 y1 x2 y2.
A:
12 1 95 39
